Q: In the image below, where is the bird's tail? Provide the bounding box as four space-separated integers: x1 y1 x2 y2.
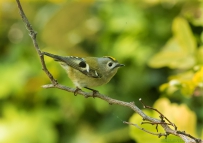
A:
43 52 65 62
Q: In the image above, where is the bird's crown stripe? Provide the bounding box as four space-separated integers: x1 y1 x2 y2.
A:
103 56 117 61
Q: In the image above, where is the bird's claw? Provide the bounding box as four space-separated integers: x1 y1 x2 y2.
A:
92 90 98 98
74 87 81 96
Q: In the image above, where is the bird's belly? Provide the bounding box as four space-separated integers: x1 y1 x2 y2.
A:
66 68 105 88
72 76 106 88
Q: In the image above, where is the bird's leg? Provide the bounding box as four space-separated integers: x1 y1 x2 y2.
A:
74 87 81 96
85 87 98 98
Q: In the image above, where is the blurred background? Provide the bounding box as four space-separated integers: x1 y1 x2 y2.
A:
0 0 203 143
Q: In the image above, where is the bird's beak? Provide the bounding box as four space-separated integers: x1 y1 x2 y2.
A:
115 63 125 68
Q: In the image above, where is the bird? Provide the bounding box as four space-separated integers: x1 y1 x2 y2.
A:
43 51 124 96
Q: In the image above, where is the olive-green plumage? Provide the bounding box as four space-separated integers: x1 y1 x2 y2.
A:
43 52 124 90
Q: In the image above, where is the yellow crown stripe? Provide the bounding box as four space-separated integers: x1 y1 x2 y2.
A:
103 56 117 62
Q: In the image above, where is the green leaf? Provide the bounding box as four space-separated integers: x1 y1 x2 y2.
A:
172 17 196 54
197 46 203 64
149 17 196 69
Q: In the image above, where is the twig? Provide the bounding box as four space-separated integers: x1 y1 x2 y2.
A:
123 121 169 138
42 84 149 119
177 131 202 143
139 98 177 130
16 1 203 143
16 0 57 85
141 121 170 125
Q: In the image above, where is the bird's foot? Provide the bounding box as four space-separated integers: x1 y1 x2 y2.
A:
92 90 98 98
85 87 98 98
74 87 81 96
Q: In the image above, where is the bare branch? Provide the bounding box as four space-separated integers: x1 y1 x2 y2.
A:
123 121 169 138
16 0 58 85
177 131 202 143
16 1 203 143
139 98 177 130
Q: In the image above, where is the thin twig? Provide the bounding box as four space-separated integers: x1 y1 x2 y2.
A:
16 0 57 85
42 84 149 119
16 1 203 143
139 98 177 130
177 131 202 143
141 121 172 126
123 121 169 138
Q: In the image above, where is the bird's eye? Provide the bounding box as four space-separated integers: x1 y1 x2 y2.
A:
108 62 113 67
79 61 86 68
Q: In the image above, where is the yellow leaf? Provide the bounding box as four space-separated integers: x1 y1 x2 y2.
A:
196 46 203 64
129 98 197 142
192 66 203 88
154 98 197 136
149 17 196 69
172 17 196 54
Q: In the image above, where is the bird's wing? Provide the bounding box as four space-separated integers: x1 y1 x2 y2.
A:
43 52 102 78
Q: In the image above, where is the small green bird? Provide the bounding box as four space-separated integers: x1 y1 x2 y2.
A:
43 52 124 96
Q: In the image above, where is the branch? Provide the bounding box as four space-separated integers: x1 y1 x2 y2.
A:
123 121 169 138
139 98 177 130
16 1 203 143
16 0 57 85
